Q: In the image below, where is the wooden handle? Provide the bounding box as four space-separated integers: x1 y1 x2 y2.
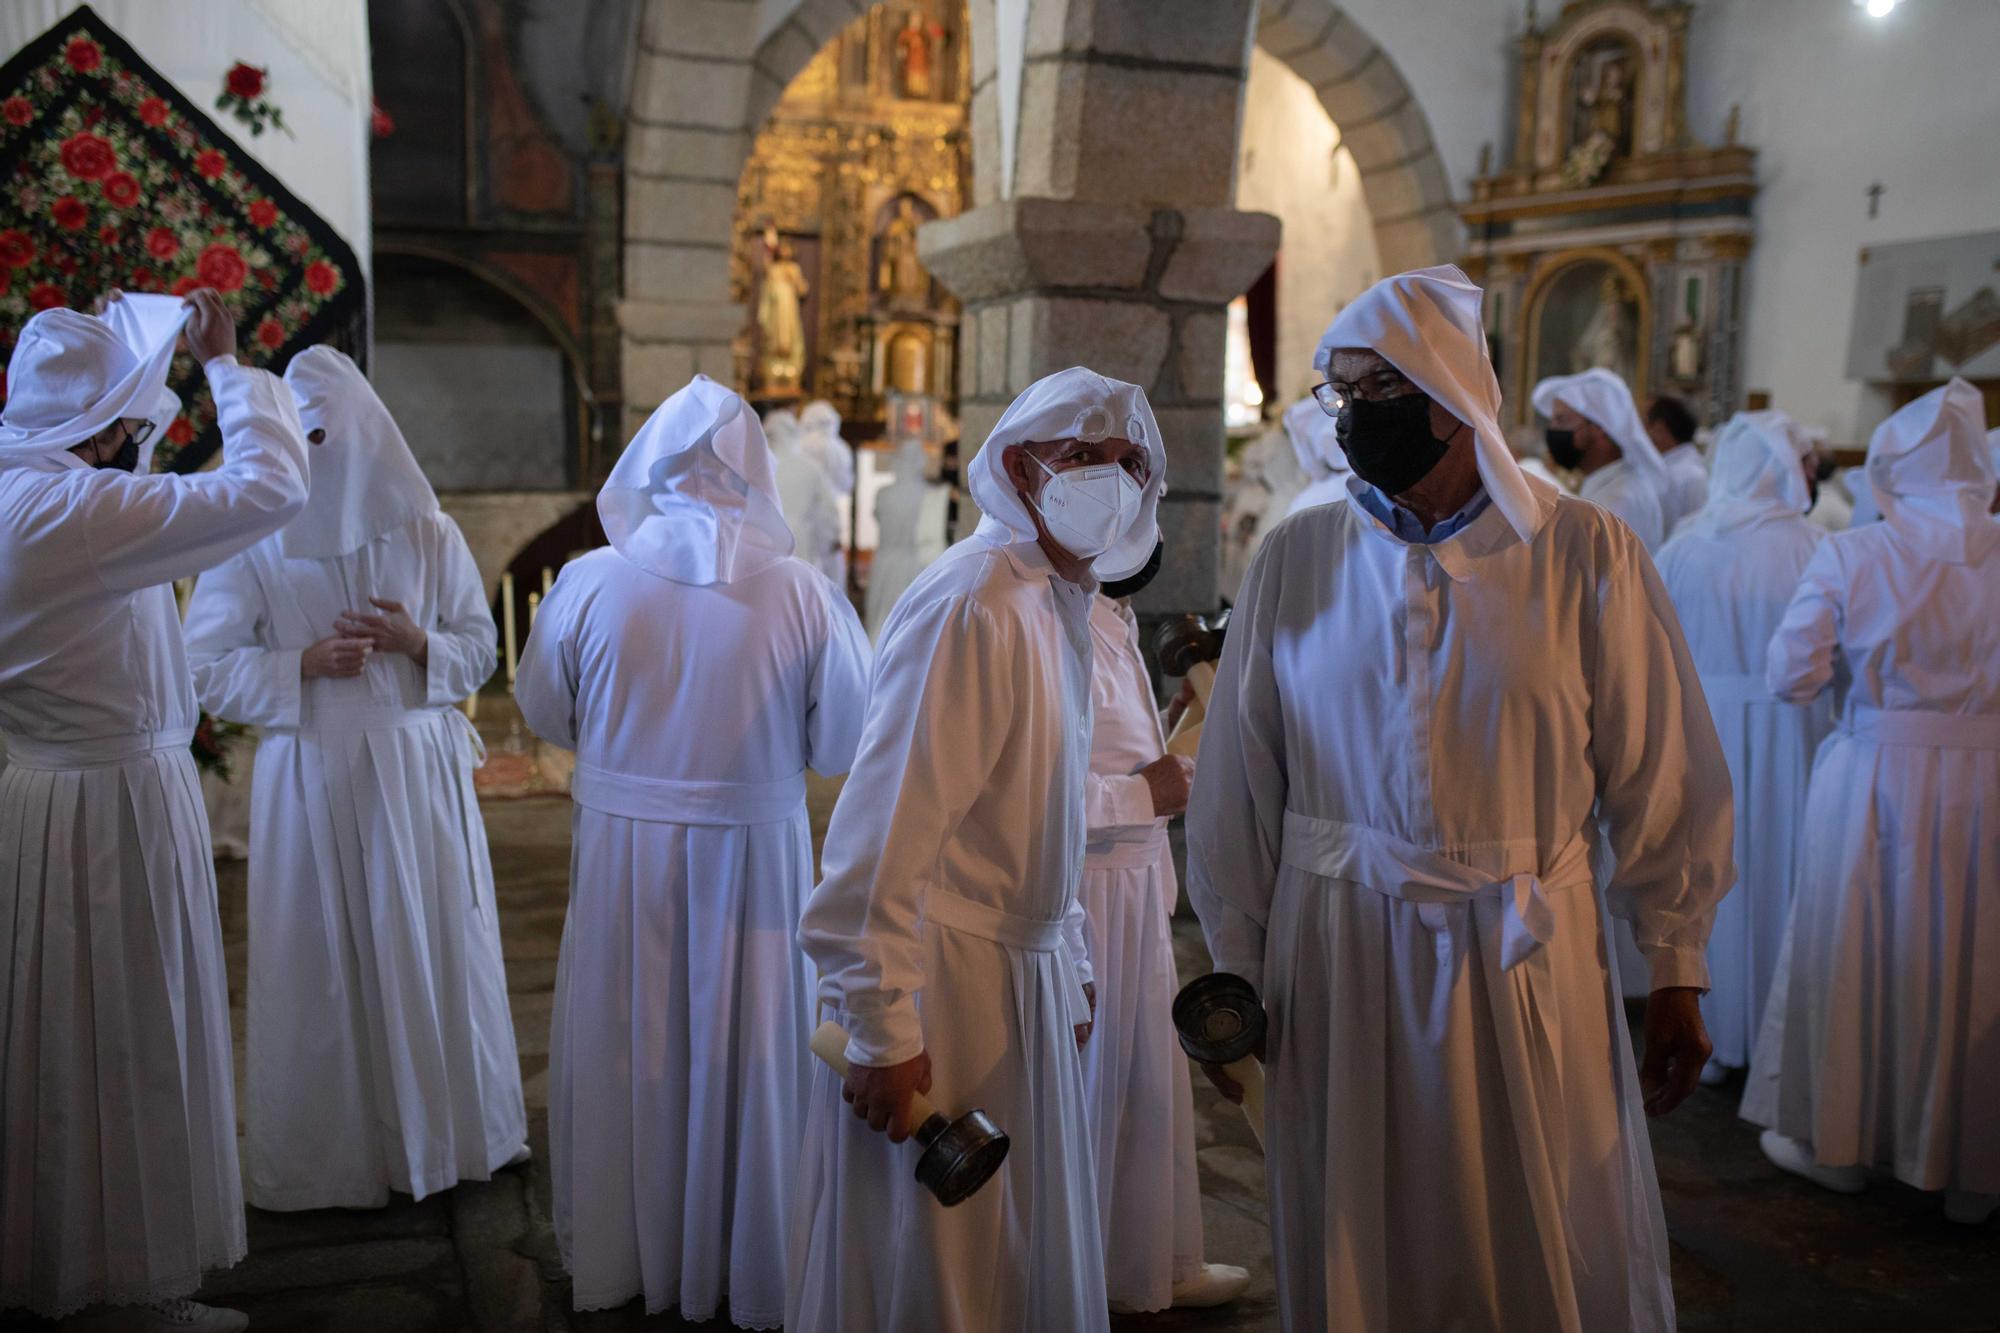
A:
1165 661 1216 758
809 1020 940 1126
1224 1056 1266 1150
1186 659 1215 708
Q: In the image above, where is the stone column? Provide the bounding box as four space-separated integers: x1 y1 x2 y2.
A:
920 0 1278 615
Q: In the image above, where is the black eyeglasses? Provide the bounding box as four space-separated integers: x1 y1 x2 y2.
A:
123 418 157 447
1311 369 1419 417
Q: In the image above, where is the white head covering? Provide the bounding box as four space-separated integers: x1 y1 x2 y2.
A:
968 366 1166 581
800 399 841 437
1530 367 1666 483
0 295 187 471
280 347 439 560
1864 377 1998 566
1316 265 1541 542
1281 393 1348 484
599 375 794 585
1676 409 1810 541
763 407 800 452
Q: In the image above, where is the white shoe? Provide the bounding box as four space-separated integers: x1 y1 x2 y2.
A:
1171 1263 1251 1308
73 1298 251 1331
504 1143 532 1168
1944 1191 1997 1226
1698 1060 1732 1087
1759 1130 1867 1194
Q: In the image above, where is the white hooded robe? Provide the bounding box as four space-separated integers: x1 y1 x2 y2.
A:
1190 268 1735 1333
182 346 526 1211
1279 393 1353 518
518 375 871 1326
1742 378 2000 1196
789 366 1167 1333
0 300 308 1316
1534 369 1672 552
1655 412 1832 1070
864 438 950 641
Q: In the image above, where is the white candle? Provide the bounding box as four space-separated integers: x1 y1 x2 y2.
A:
541 565 554 599
501 571 518 688
527 590 541 625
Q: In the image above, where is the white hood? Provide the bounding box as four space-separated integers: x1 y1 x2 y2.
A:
1316 265 1541 542
281 346 439 560
1531 367 1667 485
967 366 1166 581
1281 393 1348 484
0 295 188 472
1675 410 1810 541
1865 377 1999 566
599 374 795 585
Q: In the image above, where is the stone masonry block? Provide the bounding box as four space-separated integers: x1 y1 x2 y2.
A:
1018 297 1172 391
918 199 1153 304
1340 96 1434 174
1148 405 1226 489
626 242 735 304
1016 63 1242 210
1174 309 1228 402
1029 0 1255 71
755 19 820 89
646 0 760 60
1285 16 1376 91
968 85 1004 209
618 297 744 344
632 53 751 129
978 302 1009 397
626 177 737 246
1319 48 1418 139
1155 207 1281 305
1141 493 1221 614
621 340 696 403
627 125 749 181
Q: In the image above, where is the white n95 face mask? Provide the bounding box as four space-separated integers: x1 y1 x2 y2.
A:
1032 454 1142 559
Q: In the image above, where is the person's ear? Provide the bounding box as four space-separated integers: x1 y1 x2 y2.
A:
1002 443 1037 497
1427 397 1468 444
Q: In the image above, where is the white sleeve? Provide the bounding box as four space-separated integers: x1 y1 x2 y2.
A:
515 566 581 751
1766 539 1843 705
421 515 499 705
804 573 873 776
1185 530 1289 996
183 550 301 729
84 360 308 591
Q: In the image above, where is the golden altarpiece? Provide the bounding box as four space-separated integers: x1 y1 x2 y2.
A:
1461 0 1759 429
732 2 969 436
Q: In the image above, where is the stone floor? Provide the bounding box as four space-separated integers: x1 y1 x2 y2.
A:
16 770 1993 1332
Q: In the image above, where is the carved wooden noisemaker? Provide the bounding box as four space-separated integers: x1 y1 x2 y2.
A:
1172 972 1267 1150
1154 610 1229 758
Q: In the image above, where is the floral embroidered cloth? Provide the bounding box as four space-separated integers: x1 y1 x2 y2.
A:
0 4 363 471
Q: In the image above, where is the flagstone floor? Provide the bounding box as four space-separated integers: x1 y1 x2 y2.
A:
14 765 1991 1332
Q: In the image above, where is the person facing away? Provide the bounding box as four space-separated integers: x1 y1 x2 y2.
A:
517 374 871 1326
801 398 858 585
1654 410 1833 1081
768 405 846 586
1645 392 1709 534
864 432 950 640
181 345 527 1213
0 290 308 1333
1742 377 2000 1228
1534 365 1671 551
1076 548 1249 1316
1279 392 1353 517
788 366 1167 1333
1187 265 1735 1333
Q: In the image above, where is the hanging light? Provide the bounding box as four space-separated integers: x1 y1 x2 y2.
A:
1859 0 1898 18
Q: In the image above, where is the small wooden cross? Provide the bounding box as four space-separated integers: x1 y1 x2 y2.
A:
1866 181 1885 219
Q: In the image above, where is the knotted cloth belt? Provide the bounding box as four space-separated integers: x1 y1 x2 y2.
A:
921 886 1067 952
1083 825 1170 871
0 725 196 771
285 702 487 768
1279 811 1594 971
570 760 806 826
1841 705 2000 750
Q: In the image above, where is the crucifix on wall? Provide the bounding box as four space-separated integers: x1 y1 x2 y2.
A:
1867 181 1885 219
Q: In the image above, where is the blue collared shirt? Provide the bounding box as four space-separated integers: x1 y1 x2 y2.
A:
1349 478 1491 545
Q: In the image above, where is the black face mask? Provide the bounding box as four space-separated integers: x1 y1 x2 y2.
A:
1544 427 1583 472
1335 393 1453 496
1100 538 1163 599
94 428 141 473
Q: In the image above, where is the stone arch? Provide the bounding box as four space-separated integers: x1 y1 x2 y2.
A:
1253 0 1460 272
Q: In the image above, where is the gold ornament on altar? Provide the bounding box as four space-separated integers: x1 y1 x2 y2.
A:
878 197 929 307
758 238 811 390
893 11 943 101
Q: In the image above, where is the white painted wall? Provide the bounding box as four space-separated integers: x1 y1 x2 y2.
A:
1687 0 2000 443
1235 46 1382 404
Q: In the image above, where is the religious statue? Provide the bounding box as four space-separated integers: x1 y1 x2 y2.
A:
1670 318 1704 382
893 11 940 101
1571 273 1636 381
877 198 928 308
1575 49 1634 158
758 241 810 390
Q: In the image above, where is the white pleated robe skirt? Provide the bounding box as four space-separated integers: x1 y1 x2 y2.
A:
0 743 244 1317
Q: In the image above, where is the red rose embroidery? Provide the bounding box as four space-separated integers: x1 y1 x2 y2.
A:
130 267 154 289
2 97 31 127
28 282 66 310
257 269 278 290
97 224 118 246
247 198 278 228
303 260 339 296
166 416 195 445
64 37 102 74
145 227 179 259
256 318 285 350
196 242 248 292
170 276 202 297
194 149 226 180
51 195 88 230
100 172 140 209
138 97 169 127
226 63 266 99
0 230 34 267
59 131 117 181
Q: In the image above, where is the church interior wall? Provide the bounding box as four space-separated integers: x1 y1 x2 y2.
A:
1684 0 2000 445
1234 45 1382 405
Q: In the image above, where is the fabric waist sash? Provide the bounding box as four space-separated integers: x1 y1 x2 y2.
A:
922 886 1067 953
284 703 486 767
1279 811 1594 971
1084 825 1170 870
570 760 805 826
1841 705 2000 750
1 725 196 772
1698 671 1775 705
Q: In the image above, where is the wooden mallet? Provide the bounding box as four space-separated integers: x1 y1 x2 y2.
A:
1172 972 1267 1149
1154 610 1230 758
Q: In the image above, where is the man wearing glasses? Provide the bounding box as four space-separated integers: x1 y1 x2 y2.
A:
0 289 308 1332
1187 267 1733 1332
